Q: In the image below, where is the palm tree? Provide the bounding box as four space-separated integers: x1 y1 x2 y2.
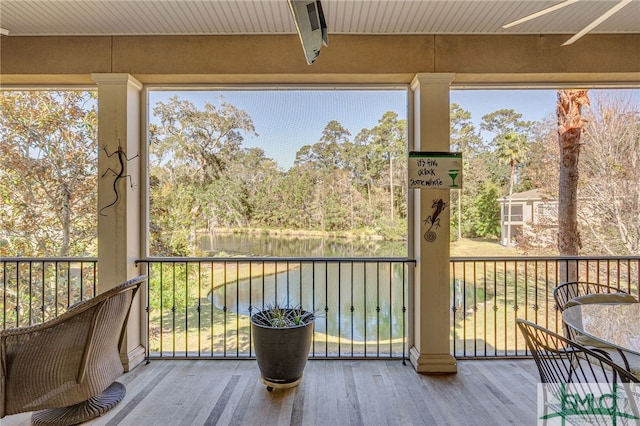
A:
557 90 590 276
496 131 529 246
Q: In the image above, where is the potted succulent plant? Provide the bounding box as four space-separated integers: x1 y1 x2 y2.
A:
250 304 315 391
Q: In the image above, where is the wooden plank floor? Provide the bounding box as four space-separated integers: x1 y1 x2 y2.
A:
3 359 539 425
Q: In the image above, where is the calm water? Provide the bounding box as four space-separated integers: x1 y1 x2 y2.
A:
203 234 408 348
200 233 407 257
209 261 408 344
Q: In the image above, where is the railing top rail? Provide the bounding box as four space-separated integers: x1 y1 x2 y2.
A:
451 255 640 261
1 257 98 262
136 257 416 263
5 256 637 263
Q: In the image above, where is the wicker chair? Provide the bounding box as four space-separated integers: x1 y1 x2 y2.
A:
517 319 640 424
0 275 146 425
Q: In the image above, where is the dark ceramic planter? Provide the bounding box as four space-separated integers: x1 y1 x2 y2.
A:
250 310 314 390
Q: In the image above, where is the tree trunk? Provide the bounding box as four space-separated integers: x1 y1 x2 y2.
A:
505 159 515 246
389 155 394 222
350 187 354 229
557 89 589 279
60 183 71 257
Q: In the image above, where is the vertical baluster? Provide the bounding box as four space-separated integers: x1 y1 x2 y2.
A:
312 260 316 357
157 261 162 357
40 261 46 323
197 262 201 357
469 260 475 356
482 260 487 356
182 263 187 357
286 260 290 307
65 260 71 310
450 260 456 356
376 261 380 358
388 260 392 357
402 261 407 362
170 262 175 357
210 260 215 357
298 260 303 310
337 261 341 357
235 260 240 357
223 261 227 357
350 261 355 357
492 260 497 356
503 260 508 356
15 261 21 328
544 259 550 330
54 261 59 317
363 261 367 357
325 260 329 356
28 260 34 325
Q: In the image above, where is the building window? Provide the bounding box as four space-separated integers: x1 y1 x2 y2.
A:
503 204 523 222
536 202 558 222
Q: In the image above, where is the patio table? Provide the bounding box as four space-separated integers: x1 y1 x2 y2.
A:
562 303 640 357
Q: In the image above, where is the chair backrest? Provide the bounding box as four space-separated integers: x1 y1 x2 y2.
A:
553 282 631 312
553 282 638 344
517 319 640 424
564 292 638 309
517 318 638 384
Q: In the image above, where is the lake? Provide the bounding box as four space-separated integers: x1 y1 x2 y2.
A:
208 259 409 350
202 234 409 354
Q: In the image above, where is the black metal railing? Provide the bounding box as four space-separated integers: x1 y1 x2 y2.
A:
451 256 640 358
0 257 97 329
4 255 639 361
136 257 414 360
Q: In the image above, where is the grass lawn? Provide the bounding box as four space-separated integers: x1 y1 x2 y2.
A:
147 237 537 357
449 238 562 356
451 238 521 257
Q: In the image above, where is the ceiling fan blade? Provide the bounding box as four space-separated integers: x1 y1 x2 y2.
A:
503 0 581 28
562 0 633 45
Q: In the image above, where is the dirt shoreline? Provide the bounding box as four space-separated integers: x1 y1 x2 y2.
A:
204 227 392 241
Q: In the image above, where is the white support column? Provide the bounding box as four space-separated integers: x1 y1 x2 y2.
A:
92 73 145 371
409 73 457 374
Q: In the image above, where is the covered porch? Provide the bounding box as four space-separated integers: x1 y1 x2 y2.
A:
1 2 639 424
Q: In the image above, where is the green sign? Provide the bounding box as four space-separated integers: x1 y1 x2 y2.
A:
408 152 463 189
538 383 640 424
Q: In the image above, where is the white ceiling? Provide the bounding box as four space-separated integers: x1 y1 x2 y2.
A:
1 0 638 40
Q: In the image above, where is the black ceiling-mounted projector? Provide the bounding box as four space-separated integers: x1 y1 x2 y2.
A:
287 0 328 65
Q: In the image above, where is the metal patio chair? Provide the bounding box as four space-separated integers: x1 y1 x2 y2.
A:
517 319 640 425
553 281 640 377
553 281 636 314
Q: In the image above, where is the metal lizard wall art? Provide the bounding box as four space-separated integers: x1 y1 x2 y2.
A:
423 199 448 242
99 143 139 217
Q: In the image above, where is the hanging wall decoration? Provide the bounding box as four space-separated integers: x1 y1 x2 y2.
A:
423 199 448 242
99 143 138 216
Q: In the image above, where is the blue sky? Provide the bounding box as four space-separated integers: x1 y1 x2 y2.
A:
149 89 407 169
149 88 637 170
451 89 557 126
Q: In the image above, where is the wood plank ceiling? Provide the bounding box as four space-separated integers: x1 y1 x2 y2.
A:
1 0 639 38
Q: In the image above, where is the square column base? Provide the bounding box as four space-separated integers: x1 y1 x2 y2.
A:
409 346 457 374
121 344 146 372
